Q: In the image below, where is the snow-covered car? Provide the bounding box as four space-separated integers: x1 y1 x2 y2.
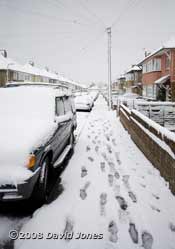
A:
0 83 77 203
74 94 93 111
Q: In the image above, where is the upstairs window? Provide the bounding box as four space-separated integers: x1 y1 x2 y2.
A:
142 58 161 73
165 56 170 69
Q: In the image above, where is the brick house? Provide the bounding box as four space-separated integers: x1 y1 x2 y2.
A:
125 65 142 95
138 39 175 101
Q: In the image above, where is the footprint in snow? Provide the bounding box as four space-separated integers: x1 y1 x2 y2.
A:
116 196 128 210
131 168 136 172
81 167 88 178
92 140 96 144
80 181 90 200
129 223 138 244
101 152 108 162
112 138 117 146
115 152 121 165
169 222 175 232
86 145 91 152
140 183 146 188
106 144 112 154
100 193 107 216
97 140 101 145
152 193 160 200
108 221 118 243
108 161 115 173
105 134 110 141
88 156 94 162
88 135 91 139
108 174 114 187
64 218 74 241
128 191 137 203
150 205 160 213
100 162 105 172
141 231 154 249
122 175 130 189
114 171 120 179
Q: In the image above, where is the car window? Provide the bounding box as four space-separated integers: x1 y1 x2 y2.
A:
63 97 72 113
55 97 65 116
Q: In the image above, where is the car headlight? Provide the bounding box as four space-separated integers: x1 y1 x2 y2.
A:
26 154 36 169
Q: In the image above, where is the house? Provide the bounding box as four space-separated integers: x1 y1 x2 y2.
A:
117 75 126 94
138 39 175 101
125 65 142 95
0 52 86 91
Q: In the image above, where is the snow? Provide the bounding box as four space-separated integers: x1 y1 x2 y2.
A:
15 96 175 249
131 116 175 159
155 74 170 84
126 65 142 73
139 37 175 64
0 86 62 185
132 109 175 142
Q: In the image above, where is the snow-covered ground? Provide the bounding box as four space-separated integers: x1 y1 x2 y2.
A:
1 95 175 249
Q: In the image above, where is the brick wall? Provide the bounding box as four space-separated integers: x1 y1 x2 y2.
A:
119 105 175 194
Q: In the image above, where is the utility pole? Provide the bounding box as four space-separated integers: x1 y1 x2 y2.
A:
106 27 112 110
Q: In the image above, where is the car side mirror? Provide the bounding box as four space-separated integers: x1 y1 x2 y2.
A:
54 112 73 124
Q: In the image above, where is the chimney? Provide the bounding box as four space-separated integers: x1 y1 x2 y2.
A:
29 61 35 66
0 49 7 58
144 51 151 57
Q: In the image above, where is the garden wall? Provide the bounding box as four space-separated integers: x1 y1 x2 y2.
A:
119 104 175 194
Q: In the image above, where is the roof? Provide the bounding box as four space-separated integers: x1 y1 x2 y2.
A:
126 65 142 74
138 38 175 65
0 54 86 89
155 74 170 84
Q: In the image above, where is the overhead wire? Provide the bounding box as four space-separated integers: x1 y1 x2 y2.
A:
47 0 102 28
111 0 142 29
0 0 93 27
77 0 106 29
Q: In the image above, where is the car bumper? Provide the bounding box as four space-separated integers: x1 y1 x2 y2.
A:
75 104 91 111
0 168 40 201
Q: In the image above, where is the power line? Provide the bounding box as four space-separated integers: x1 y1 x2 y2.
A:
77 0 106 29
0 0 93 28
111 0 141 28
47 0 102 28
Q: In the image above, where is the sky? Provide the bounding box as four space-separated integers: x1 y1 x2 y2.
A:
0 0 175 85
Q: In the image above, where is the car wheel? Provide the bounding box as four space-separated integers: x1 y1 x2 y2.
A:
33 157 49 204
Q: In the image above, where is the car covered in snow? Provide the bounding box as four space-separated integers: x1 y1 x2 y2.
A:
0 83 77 203
74 94 93 111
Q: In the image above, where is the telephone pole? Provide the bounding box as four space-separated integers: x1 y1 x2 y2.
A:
106 27 112 110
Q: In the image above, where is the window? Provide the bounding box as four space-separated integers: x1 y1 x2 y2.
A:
55 97 65 116
142 58 161 73
126 73 134 81
165 56 170 69
143 85 156 99
63 97 72 113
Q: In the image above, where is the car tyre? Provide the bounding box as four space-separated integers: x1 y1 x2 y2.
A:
33 157 49 205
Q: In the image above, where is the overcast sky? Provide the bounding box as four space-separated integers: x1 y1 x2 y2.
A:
0 0 175 85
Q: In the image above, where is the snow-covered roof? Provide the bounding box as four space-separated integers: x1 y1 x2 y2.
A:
138 37 175 65
0 54 86 89
0 54 25 72
126 65 142 74
155 74 170 84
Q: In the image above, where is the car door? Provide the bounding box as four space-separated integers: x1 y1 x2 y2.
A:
51 97 66 162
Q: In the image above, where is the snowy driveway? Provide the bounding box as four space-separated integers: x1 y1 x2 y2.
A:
1 95 175 249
